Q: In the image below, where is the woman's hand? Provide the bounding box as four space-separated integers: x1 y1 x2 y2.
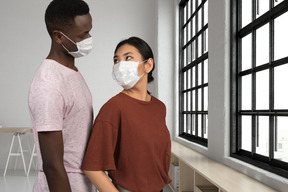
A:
84 170 119 192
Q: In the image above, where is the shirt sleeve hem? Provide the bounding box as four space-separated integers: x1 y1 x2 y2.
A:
35 125 63 132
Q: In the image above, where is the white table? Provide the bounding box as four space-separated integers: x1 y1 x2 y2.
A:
0 127 32 176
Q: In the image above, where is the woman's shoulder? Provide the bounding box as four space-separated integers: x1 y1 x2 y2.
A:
151 95 166 107
105 93 124 105
99 93 124 112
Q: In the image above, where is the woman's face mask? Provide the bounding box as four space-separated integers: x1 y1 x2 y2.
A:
112 60 146 89
60 31 93 58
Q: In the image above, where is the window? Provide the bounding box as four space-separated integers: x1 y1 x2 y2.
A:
179 0 208 146
231 0 288 178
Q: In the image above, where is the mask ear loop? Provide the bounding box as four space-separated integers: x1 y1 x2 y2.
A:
59 31 78 53
59 31 76 45
138 59 148 77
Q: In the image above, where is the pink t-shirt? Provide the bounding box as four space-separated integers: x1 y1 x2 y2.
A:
29 59 95 192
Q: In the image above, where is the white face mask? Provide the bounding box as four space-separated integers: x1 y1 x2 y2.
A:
60 31 93 58
112 60 146 89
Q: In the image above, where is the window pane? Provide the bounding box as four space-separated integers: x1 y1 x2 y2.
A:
188 69 191 89
184 5 187 23
192 114 195 135
184 26 187 45
188 44 192 64
274 64 288 109
192 90 196 111
274 11 288 61
187 0 191 18
256 24 269 66
241 75 252 110
204 114 208 139
188 21 192 42
192 40 196 62
274 116 288 163
198 63 202 84
192 66 196 87
241 0 252 28
184 48 187 67
192 16 196 37
256 70 269 110
187 114 192 134
191 0 195 13
204 2 208 26
241 115 252 151
198 35 202 56
183 114 187 133
187 91 191 111
198 89 202 111
184 92 187 110
204 59 208 84
241 34 252 71
198 8 202 32
198 115 202 137
184 71 187 90
204 29 208 53
188 69 192 89
275 0 284 7
204 86 208 111
256 116 269 157
197 0 202 7
256 0 269 19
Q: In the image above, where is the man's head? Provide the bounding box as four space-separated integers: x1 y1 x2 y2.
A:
45 0 90 37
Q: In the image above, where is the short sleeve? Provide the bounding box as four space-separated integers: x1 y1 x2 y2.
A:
82 120 119 171
82 99 120 171
29 77 64 132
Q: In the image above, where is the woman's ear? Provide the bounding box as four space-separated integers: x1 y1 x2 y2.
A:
145 58 154 73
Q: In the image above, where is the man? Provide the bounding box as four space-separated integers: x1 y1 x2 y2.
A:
28 0 96 191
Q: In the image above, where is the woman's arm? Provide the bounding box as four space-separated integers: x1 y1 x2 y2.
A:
84 170 119 192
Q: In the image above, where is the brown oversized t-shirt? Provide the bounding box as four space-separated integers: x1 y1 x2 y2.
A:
82 93 171 192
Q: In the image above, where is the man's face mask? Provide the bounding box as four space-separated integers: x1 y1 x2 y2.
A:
60 31 93 58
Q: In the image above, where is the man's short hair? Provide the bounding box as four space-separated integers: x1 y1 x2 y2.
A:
45 0 90 37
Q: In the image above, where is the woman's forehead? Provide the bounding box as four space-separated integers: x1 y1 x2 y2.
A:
115 44 140 56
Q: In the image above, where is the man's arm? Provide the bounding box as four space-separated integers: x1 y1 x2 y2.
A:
38 131 71 192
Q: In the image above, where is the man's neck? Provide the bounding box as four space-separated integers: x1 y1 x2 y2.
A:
47 51 77 71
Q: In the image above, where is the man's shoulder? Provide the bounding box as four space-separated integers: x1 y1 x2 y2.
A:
33 59 69 82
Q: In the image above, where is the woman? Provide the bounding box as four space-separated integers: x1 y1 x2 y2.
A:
81 37 171 192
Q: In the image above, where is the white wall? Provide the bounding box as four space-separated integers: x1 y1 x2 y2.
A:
0 0 158 171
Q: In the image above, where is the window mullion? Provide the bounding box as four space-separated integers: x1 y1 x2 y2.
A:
251 27 257 154
269 16 275 160
179 4 185 135
194 0 199 137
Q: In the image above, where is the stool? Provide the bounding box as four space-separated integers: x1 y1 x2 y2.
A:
0 127 32 176
27 143 37 176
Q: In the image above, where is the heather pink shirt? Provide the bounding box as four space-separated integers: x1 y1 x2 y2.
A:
29 59 95 192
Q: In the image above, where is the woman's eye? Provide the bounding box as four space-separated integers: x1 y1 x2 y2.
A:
113 59 119 64
126 56 132 60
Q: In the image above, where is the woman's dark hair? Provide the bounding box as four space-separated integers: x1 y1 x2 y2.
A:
114 36 155 83
45 0 89 37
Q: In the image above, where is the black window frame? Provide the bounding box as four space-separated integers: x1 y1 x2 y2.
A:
231 0 288 178
179 0 209 147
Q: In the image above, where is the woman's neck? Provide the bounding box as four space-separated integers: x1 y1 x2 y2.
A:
122 88 151 102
